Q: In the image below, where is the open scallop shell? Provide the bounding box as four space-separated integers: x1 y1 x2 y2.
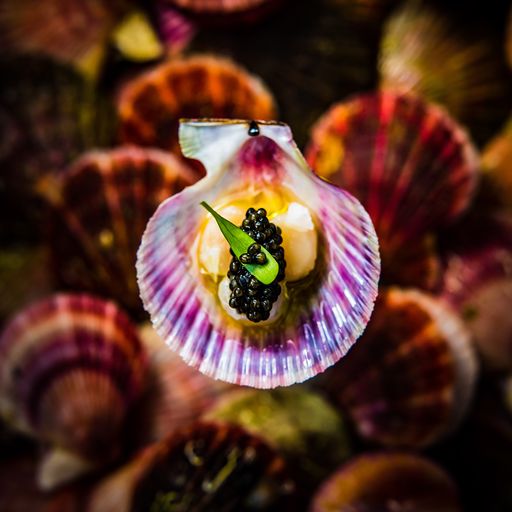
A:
87 421 295 512
321 287 477 448
133 323 231 446
41 146 199 318
311 452 461 512
0 293 147 489
205 387 352 489
136 119 380 389
117 55 276 159
306 91 479 290
441 214 512 372
0 0 128 76
378 0 512 145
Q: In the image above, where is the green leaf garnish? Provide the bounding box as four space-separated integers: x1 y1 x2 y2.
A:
200 201 279 285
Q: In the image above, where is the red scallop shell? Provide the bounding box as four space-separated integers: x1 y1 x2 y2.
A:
306 91 479 290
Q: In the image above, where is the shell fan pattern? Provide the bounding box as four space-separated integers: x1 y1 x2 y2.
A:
306 91 479 291
137 119 380 389
0 294 147 490
321 288 477 448
117 55 277 160
42 146 200 318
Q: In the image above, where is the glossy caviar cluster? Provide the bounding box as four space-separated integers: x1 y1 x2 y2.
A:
227 208 286 322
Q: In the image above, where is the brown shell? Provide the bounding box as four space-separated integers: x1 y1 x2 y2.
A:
321 288 477 448
42 146 199 317
117 55 276 159
311 452 461 512
87 422 295 512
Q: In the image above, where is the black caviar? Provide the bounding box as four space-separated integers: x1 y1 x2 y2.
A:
227 207 286 323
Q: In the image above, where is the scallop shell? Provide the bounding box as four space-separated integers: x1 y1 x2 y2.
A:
378 0 512 145
481 116 512 212
159 0 282 23
133 323 230 446
311 452 461 512
0 55 115 242
87 421 295 512
205 387 352 489
306 91 479 290
441 214 512 372
137 119 380 389
117 55 276 159
0 293 147 489
42 146 199 318
0 0 128 75
321 287 477 448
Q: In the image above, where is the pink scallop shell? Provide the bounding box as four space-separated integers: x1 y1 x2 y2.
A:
137 119 380 389
0 294 147 487
306 91 479 289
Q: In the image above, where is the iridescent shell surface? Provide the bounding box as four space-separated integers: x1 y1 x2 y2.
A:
441 214 512 371
306 91 479 290
0 0 128 75
43 146 199 317
311 452 461 512
0 294 147 488
87 421 295 512
137 119 380 388
322 287 477 448
378 1 512 145
205 387 351 487
134 323 230 446
117 55 276 158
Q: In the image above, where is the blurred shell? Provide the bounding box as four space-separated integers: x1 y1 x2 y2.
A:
117 55 276 159
137 119 380 388
0 0 128 76
133 323 230 446
155 4 197 56
205 387 352 487
322 287 477 448
87 422 295 512
481 116 512 211
311 452 461 512
159 0 282 24
0 56 115 243
42 146 199 317
379 0 512 145
441 214 512 372
306 91 479 290
0 294 147 489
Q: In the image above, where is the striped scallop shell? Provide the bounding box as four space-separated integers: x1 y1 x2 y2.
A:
0 294 147 489
42 146 199 317
137 119 380 389
378 1 512 145
0 55 114 241
0 0 128 76
87 422 295 512
306 91 479 290
441 214 512 372
117 55 276 160
322 287 477 448
205 387 352 489
133 323 231 446
311 452 461 512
